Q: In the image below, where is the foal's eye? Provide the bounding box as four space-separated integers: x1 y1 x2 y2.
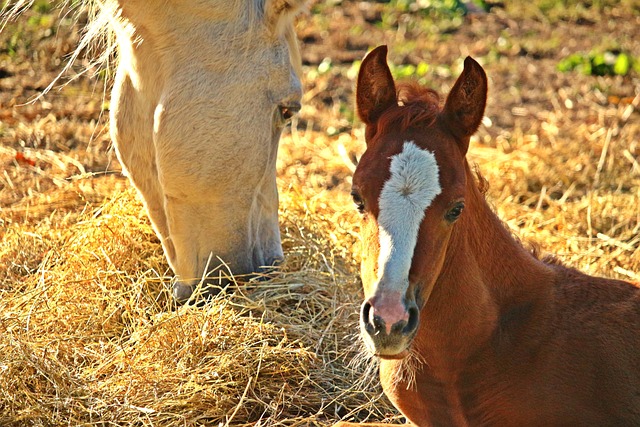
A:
351 191 365 213
445 202 465 222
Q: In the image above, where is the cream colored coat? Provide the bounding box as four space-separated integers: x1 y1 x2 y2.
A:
111 1 305 300
4 0 306 301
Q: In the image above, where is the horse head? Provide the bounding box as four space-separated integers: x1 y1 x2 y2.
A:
352 46 487 357
105 0 307 302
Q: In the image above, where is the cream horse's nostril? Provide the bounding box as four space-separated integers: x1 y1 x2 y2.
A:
172 277 229 305
173 281 194 304
265 255 284 268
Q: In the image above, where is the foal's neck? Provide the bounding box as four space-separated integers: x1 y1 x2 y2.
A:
421 161 556 366
456 161 555 303
464 162 555 300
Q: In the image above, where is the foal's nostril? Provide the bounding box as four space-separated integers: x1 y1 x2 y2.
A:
362 300 386 335
404 304 419 335
361 300 371 320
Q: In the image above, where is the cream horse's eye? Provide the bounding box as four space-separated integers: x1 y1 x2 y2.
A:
278 102 301 122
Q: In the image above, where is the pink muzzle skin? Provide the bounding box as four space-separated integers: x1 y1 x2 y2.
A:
366 291 410 335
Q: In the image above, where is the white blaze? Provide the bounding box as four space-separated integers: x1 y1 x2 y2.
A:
377 141 441 289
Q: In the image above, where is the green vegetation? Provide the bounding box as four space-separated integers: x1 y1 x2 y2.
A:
32 0 52 14
504 0 640 23
378 0 488 33
348 58 432 85
558 50 640 76
389 0 487 16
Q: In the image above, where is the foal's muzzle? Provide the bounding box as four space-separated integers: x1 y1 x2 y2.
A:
360 294 419 357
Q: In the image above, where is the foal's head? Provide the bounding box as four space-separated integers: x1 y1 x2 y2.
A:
352 46 487 358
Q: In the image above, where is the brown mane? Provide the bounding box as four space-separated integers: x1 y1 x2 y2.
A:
376 81 441 135
473 164 552 263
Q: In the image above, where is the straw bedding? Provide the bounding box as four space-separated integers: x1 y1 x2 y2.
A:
1 1 639 425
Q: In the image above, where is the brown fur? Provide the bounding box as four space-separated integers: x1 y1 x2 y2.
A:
337 46 640 426
376 82 441 136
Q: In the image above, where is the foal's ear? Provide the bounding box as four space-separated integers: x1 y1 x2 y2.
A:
442 57 487 153
356 45 397 126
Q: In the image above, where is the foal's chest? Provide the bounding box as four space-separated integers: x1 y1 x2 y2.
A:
380 360 536 427
381 362 617 427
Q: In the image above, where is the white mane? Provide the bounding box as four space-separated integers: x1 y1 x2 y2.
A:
1 0 303 96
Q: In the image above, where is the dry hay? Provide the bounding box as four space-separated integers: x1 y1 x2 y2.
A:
2 118 639 425
1 1 640 426
0 131 398 426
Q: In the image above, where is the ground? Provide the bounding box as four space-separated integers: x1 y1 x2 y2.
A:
0 0 639 425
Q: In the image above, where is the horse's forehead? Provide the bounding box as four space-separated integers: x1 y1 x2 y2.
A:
374 141 442 284
355 140 443 212
380 141 441 204
358 131 440 180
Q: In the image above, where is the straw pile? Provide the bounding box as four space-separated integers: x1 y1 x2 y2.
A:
1 0 639 425
0 130 398 426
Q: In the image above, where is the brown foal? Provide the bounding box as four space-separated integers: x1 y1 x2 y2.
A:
336 45 640 427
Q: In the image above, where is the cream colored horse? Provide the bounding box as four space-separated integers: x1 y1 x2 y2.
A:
3 0 306 302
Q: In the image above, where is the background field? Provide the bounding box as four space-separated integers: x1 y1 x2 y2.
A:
1 0 639 425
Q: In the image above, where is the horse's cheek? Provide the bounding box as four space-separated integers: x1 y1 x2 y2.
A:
153 98 271 198
359 217 381 296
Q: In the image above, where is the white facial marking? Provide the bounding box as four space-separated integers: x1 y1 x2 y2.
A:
377 141 442 290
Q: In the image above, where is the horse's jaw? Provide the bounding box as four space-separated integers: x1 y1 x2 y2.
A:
378 350 410 361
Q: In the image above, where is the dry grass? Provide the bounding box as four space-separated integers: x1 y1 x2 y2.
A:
1 122 638 425
1 0 639 425
0 130 399 426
